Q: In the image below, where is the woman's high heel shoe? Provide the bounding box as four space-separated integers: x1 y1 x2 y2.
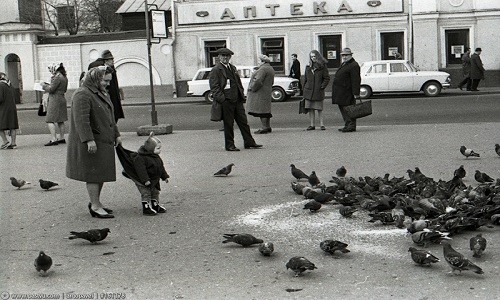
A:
88 203 114 218
88 203 113 214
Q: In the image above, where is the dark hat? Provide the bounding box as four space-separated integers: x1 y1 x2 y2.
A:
475 47 482 52
216 48 234 55
101 50 114 60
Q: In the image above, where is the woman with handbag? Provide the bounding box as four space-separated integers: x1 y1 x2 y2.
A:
246 55 275 134
0 72 19 149
331 48 361 133
302 50 330 131
42 63 68 146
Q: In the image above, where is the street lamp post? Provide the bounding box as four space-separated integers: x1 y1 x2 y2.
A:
145 0 158 126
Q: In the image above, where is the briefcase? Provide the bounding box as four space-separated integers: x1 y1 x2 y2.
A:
345 99 372 119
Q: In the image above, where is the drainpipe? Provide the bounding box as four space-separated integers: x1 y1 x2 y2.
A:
170 0 177 98
408 0 414 63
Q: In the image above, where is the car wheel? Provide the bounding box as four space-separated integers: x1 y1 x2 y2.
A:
359 85 372 99
423 82 441 97
204 91 214 104
271 87 286 102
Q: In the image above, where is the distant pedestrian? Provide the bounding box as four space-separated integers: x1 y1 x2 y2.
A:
88 50 125 122
331 48 361 133
66 66 121 219
289 53 302 95
303 50 330 131
42 63 68 146
209 47 262 151
470 47 485 91
247 55 275 134
458 47 471 91
0 72 19 149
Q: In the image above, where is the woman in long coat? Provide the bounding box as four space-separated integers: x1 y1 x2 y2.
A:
246 55 275 134
0 72 19 149
66 67 121 218
42 63 68 146
303 50 330 131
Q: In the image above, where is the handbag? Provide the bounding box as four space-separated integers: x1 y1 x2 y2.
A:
38 103 47 116
344 98 372 119
210 100 222 122
298 98 308 114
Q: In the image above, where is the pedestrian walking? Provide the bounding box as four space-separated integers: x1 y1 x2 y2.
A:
66 66 122 219
88 50 125 122
247 55 275 134
0 72 19 149
303 50 330 131
331 48 361 133
470 47 485 91
42 63 68 146
209 47 262 151
289 53 302 95
458 47 471 91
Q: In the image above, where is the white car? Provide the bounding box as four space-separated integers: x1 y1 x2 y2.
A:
359 60 451 98
187 66 300 103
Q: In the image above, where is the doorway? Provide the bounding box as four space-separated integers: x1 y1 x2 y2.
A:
5 54 22 104
319 35 342 68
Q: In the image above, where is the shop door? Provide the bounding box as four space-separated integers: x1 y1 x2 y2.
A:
381 32 404 60
261 38 285 73
205 40 227 67
445 29 469 66
320 35 341 68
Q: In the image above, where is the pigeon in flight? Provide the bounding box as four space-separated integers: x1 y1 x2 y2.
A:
453 165 466 179
258 242 274 256
286 256 317 277
10 177 30 189
320 240 350 256
474 170 494 183
460 146 480 158
408 247 439 267
214 163 235 176
290 164 309 181
69 228 110 243
34 251 52 276
39 179 58 190
442 241 483 275
469 234 487 258
336 166 347 177
222 233 263 247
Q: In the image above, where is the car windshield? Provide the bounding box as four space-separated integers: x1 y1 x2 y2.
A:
406 61 418 72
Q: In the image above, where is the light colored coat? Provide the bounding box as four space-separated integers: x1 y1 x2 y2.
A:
246 63 275 114
66 85 120 183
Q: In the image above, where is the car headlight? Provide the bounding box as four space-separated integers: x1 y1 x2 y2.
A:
445 76 451 83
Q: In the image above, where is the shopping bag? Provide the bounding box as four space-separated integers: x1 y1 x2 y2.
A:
38 103 47 116
344 99 372 119
210 100 222 122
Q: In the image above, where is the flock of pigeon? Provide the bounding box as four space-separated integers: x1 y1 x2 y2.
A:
220 145 499 277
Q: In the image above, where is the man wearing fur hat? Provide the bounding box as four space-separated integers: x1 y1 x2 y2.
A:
88 50 125 122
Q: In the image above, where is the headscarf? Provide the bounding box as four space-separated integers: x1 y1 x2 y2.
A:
0 72 11 86
48 63 63 75
82 66 107 92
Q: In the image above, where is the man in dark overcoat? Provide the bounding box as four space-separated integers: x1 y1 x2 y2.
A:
470 47 485 91
331 48 361 132
458 47 471 91
88 50 125 122
289 53 302 95
209 48 262 151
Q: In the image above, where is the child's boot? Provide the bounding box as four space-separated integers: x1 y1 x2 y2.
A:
151 199 166 213
142 201 157 215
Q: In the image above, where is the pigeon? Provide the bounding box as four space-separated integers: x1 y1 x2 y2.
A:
368 212 394 224
460 146 480 158
408 247 440 267
453 165 466 179
407 219 431 234
291 181 306 195
69 228 110 243
39 179 58 190
10 177 30 189
308 171 320 186
290 164 309 181
258 242 274 256
442 241 483 275
496 144 500 157
285 256 317 277
412 229 451 247
320 240 350 256
313 192 334 204
34 251 52 275
303 200 322 213
469 234 487 258
214 163 235 176
391 200 406 228
339 205 357 218
222 233 263 247
336 166 347 177
474 170 494 183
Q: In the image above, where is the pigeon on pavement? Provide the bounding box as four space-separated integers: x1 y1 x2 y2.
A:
10 177 30 189
286 256 317 277
412 229 451 247
460 146 480 158
339 206 357 218
368 212 394 224
408 247 440 266
474 170 494 183
391 200 406 228
469 234 487 258
222 233 263 247
453 165 466 179
336 166 347 177
303 200 322 213
290 164 309 181
258 242 274 256
320 240 350 256
442 241 483 275
34 251 52 275
69 228 110 243
214 163 235 176
39 179 58 190
495 144 500 157
308 171 320 186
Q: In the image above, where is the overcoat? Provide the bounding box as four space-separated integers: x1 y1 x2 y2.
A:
0 81 19 130
66 85 120 183
331 58 361 106
246 63 275 114
461 53 471 77
303 64 330 101
209 62 245 103
470 53 485 80
43 73 68 123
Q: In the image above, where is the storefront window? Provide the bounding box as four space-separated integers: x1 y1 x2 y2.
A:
205 40 227 67
319 35 341 68
381 32 404 60
445 29 469 66
261 38 284 73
